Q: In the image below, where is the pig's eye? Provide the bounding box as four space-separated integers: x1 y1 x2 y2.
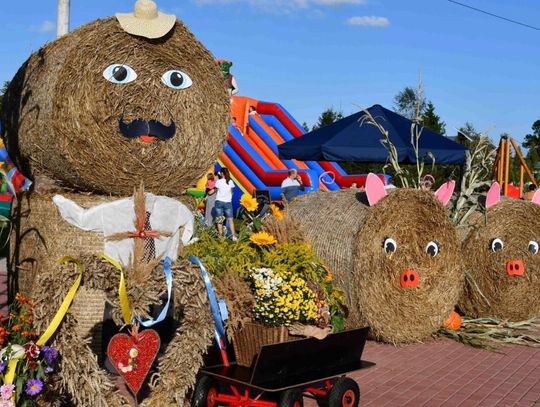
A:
490 238 504 252
425 241 440 257
528 241 539 255
103 64 137 84
383 237 397 254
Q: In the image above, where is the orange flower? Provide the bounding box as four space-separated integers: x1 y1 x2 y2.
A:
22 331 29 337
12 324 21 332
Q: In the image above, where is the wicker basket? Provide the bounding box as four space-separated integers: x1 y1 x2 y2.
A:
233 322 292 367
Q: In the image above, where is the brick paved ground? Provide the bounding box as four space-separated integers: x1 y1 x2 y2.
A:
344 338 540 407
1 259 539 406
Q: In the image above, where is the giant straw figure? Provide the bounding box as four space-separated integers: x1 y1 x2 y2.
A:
1 0 230 405
289 174 463 344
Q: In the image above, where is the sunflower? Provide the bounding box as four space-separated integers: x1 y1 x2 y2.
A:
240 193 258 212
270 204 284 220
250 232 277 246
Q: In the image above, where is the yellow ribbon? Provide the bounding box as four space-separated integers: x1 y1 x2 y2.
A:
4 256 83 388
99 254 132 325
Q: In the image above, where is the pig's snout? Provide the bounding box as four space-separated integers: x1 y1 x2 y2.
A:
506 259 524 276
400 269 419 288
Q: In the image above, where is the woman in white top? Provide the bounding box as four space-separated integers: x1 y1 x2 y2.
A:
214 167 237 240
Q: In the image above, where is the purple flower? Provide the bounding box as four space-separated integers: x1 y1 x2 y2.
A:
0 384 14 400
40 346 58 366
24 379 43 396
44 366 53 374
0 361 5 374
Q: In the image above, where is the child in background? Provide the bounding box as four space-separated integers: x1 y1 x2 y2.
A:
204 173 217 226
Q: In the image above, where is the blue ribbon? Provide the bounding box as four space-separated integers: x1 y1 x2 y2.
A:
136 257 173 328
189 255 229 349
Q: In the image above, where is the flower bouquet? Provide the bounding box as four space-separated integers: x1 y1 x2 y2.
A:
0 294 58 406
186 194 348 366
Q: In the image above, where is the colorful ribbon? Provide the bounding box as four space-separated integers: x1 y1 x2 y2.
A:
189 256 229 349
100 255 173 328
4 256 84 386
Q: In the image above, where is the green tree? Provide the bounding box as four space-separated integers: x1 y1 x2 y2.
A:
312 108 343 131
422 101 446 135
0 81 10 114
393 86 426 120
523 120 540 169
301 122 310 133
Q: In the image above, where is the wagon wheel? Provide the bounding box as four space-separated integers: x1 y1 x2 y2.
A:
327 377 360 407
192 375 219 407
278 389 304 407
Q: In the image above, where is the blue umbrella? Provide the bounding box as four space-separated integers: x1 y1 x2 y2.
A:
278 104 468 165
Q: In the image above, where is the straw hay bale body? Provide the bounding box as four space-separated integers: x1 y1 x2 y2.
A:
289 189 463 344
2 17 229 195
459 200 540 321
10 192 214 406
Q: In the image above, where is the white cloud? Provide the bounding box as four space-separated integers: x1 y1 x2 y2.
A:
29 20 55 34
347 16 390 27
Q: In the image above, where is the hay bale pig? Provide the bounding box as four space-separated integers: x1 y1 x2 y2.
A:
289 173 463 344
459 182 540 321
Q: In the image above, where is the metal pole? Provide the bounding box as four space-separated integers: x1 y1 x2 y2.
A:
57 0 70 38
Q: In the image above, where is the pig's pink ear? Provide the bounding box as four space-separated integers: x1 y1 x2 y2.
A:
532 189 540 206
486 182 501 209
366 173 387 206
434 180 455 206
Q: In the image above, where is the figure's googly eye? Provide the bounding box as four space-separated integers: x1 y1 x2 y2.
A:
528 241 539 255
490 238 504 252
383 237 397 254
425 241 440 257
161 70 192 90
103 64 137 84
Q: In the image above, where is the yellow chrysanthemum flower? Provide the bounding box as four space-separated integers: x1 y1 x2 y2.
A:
250 232 277 246
240 193 258 212
270 204 284 220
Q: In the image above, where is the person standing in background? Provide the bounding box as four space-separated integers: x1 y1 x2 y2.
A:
281 169 304 202
214 168 237 240
204 173 217 226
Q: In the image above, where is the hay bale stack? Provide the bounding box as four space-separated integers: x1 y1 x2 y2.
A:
459 199 540 321
289 188 463 344
2 17 229 195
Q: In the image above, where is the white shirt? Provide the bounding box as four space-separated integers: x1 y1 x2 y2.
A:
215 179 235 203
281 177 301 188
52 193 193 267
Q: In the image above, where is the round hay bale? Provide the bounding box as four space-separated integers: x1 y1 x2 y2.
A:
2 17 229 195
459 199 540 321
289 188 463 344
10 191 214 405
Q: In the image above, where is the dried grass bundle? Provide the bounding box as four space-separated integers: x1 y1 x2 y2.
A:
459 199 540 321
290 188 463 344
2 17 229 195
214 269 255 340
262 210 305 245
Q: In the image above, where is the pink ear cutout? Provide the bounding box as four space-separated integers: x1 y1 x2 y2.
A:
486 182 501 209
434 180 455 206
532 189 540 206
366 173 387 206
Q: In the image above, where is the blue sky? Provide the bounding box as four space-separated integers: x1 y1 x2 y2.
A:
2 0 539 143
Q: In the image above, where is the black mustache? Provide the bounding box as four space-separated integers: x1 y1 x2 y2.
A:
118 116 176 140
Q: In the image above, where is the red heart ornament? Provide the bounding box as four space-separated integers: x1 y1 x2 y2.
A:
107 328 161 395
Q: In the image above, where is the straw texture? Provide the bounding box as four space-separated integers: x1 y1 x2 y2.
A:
459 200 540 321
290 188 463 344
2 17 229 195
10 191 213 405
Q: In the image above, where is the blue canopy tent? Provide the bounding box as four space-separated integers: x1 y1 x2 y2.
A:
278 104 468 165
